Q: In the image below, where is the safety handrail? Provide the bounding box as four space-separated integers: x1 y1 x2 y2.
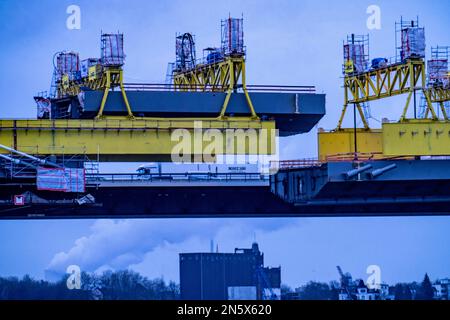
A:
85 172 269 183
122 83 316 93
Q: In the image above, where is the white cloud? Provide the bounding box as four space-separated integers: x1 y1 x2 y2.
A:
46 218 295 280
39 216 450 287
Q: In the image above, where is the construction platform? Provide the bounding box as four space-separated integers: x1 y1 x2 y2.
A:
271 159 450 204
53 89 326 137
1 160 450 219
0 118 276 161
318 120 450 160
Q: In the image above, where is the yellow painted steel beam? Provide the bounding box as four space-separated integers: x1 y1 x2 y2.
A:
344 59 425 105
173 57 243 92
318 128 383 161
58 68 122 98
0 119 276 161
382 120 450 156
424 87 450 104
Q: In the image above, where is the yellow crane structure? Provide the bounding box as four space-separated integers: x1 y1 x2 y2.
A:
338 58 436 130
172 18 257 120
173 55 258 119
59 67 133 120
319 21 450 161
0 20 284 161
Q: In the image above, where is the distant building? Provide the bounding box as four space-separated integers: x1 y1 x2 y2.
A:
356 280 377 300
433 278 450 300
338 279 395 300
179 242 281 300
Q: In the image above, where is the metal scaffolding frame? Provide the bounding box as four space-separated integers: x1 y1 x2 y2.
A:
339 58 434 129
395 16 422 62
172 16 257 120
343 34 370 75
421 46 450 120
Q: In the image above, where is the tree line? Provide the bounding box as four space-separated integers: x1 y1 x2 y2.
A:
0 271 437 300
0 270 179 300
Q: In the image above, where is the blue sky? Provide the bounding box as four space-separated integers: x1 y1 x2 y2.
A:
0 0 449 287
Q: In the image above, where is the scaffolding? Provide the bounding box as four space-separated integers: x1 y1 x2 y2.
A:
343 34 369 75
165 62 175 85
221 16 245 57
429 46 449 88
337 19 436 130
172 16 257 119
100 33 125 67
420 46 450 119
395 16 425 62
175 32 196 72
55 51 80 81
43 33 133 119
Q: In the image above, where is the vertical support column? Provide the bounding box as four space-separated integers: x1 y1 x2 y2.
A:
337 79 350 130
337 104 348 130
439 102 449 120
400 91 413 122
219 60 234 118
355 103 369 130
96 70 111 119
413 61 418 118
241 60 258 119
423 90 438 120
118 70 134 119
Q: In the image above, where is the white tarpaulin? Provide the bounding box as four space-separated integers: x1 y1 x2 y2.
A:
428 59 448 83
37 167 85 192
401 27 425 60
101 34 125 66
344 44 367 73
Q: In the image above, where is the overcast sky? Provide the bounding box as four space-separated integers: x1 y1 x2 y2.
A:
0 0 449 288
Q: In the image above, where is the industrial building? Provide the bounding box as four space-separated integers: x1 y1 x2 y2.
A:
179 243 281 300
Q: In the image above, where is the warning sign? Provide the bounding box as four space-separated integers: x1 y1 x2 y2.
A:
14 195 25 206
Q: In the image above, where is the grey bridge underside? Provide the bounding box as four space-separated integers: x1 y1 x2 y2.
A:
2 160 450 219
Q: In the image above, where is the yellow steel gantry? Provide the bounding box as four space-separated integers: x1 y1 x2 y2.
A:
57 57 260 122
319 55 450 159
58 67 134 119
16 24 281 162
423 86 450 120
29 40 273 161
52 57 267 158
173 56 259 120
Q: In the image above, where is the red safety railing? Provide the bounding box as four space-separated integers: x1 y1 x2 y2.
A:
271 159 323 170
325 152 382 162
272 153 414 170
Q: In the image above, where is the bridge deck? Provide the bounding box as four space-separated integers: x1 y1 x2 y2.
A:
2 161 450 219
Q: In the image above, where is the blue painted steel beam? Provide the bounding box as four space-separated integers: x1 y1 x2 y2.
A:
76 91 326 136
